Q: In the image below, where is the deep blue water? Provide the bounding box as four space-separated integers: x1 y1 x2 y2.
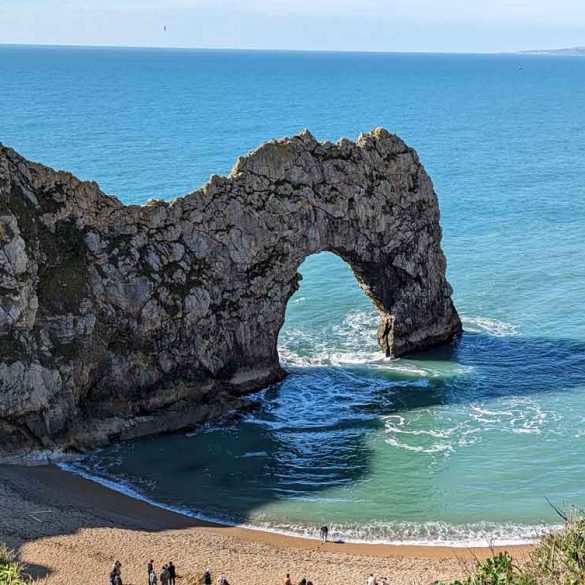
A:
2 46 585 544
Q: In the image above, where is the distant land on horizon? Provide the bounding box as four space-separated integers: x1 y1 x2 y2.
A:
523 46 585 55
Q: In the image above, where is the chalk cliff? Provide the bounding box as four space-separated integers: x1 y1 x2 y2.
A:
0 129 461 457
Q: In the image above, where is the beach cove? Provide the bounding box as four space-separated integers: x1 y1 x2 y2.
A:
0 464 531 585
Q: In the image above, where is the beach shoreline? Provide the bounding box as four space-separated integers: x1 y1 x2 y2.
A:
57 460 541 549
0 463 532 584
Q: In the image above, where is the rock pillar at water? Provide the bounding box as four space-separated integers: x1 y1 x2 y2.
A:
0 128 462 456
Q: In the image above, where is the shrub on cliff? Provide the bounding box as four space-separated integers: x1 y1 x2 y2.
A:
528 508 585 584
0 544 34 585
433 551 532 585
434 508 585 585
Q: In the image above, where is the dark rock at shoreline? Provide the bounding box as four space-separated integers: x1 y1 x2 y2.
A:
0 129 461 458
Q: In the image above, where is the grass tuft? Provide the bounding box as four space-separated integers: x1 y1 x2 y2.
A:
435 508 585 585
0 544 34 585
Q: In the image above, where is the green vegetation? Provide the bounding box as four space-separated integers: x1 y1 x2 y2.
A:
435 509 585 585
36 220 89 315
0 544 34 585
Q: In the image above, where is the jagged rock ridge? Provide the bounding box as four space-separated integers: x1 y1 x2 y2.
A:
0 129 461 457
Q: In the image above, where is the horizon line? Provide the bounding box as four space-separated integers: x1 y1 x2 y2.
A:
0 41 572 56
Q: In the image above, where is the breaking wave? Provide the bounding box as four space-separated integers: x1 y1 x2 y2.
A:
278 310 516 378
278 310 383 367
462 315 519 337
382 397 561 458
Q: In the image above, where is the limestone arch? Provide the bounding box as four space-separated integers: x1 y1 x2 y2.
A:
218 128 462 375
0 128 461 453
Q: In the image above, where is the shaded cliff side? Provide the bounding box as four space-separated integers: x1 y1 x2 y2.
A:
0 129 461 457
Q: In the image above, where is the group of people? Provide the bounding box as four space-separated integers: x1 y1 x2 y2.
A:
108 558 387 585
109 526 386 585
201 567 230 585
147 560 177 585
108 560 232 585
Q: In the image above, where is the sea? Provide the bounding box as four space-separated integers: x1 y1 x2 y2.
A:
1 45 585 546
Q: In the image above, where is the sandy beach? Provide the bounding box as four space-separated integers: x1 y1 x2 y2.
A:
0 464 531 585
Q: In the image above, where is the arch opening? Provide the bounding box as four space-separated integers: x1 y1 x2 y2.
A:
277 252 389 367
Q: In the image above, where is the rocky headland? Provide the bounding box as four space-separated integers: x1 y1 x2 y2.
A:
0 129 461 458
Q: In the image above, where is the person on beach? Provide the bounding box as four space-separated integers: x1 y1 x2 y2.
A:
217 574 229 585
168 561 176 585
285 574 292 585
149 570 158 585
110 569 122 585
298 579 307 585
160 565 170 585
367 573 377 585
203 568 212 585
320 525 329 542
110 561 122 585
148 560 154 585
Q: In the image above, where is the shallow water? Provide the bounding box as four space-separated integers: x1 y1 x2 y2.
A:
2 46 585 544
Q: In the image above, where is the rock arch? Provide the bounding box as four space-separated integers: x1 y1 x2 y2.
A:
0 128 461 456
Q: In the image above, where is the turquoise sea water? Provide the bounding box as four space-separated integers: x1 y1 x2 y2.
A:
2 46 585 544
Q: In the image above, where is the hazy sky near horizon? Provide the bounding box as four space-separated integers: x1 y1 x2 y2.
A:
1 0 584 53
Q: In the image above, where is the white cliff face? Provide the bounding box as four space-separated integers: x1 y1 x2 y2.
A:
0 216 37 330
0 129 461 457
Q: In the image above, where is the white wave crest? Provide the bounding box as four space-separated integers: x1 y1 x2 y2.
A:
462 315 519 337
240 451 268 458
278 310 384 367
383 397 560 457
248 516 551 547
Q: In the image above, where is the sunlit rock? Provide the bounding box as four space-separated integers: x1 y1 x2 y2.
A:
0 129 461 456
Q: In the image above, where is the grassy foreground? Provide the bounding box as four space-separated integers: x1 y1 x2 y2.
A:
0 544 33 585
435 510 585 585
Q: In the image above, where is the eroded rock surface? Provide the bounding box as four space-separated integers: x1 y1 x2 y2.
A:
0 129 461 457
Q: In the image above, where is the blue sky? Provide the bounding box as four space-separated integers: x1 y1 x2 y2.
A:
0 0 584 53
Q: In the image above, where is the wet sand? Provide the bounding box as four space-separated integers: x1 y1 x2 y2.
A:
0 464 531 585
